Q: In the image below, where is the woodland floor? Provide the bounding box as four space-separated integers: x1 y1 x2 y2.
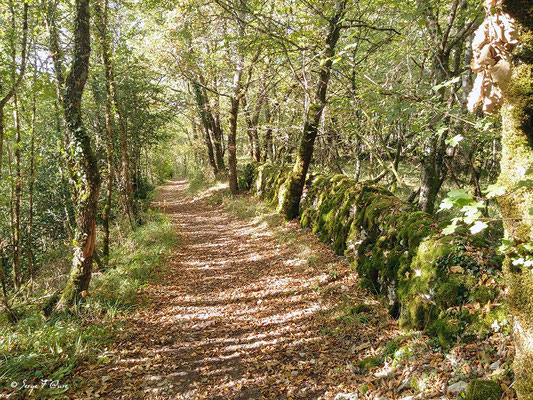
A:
72 180 516 400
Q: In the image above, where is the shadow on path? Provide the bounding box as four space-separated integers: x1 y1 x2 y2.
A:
75 179 395 400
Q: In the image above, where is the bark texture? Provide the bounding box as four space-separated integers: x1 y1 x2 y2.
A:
498 1 533 398
96 0 114 260
279 0 346 219
56 0 101 311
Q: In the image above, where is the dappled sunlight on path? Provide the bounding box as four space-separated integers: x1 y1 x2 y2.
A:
75 179 396 399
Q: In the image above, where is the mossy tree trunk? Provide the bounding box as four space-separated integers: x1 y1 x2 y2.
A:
498 1 533 398
228 94 241 194
228 4 246 195
279 0 347 219
192 81 219 174
96 0 114 261
55 0 101 312
263 101 273 162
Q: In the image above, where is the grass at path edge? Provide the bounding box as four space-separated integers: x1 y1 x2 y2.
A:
0 209 178 398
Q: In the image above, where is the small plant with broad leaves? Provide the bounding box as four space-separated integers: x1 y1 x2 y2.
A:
440 154 533 269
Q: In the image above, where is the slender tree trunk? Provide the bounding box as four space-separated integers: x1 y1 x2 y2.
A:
0 2 28 181
7 144 16 290
243 94 262 162
27 75 36 291
12 93 22 290
0 111 4 180
228 6 246 195
209 75 226 171
419 134 447 214
55 0 101 311
243 96 255 160
498 2 533 398
9 2 24 290
228 94 241 194
96 0 114 260
263 101 273 162
279 0 346 219
192 81 219 174
111 67 136 228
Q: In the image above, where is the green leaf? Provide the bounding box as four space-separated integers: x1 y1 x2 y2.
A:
445 134 464 147
442 222 458 235
438 198 454 212
432 76 461 91
484 184 505 199
470 221 488 234
436 125 448 135
517 180 533 189
447 189 471 200
445 189 473 207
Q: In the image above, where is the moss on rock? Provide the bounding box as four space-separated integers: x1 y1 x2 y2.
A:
246 164 502 339
465 379 502 400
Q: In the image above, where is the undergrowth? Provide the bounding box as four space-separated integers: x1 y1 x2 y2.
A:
0 210 177 397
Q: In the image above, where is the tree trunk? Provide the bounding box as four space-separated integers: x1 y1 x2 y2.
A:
27 71 36 291
112 66 136 229
243 95 263 162
0 111 4 181
263 101 273 162
498 2 533 398
96 0 114 260
418 134 447 214
55 0 101 312
0 2 28 181
192 81 219 174
211 78 226 171
228 94 241 194
8 2 26 291
228 5 246 195
12 93 22 290
279 0 346 219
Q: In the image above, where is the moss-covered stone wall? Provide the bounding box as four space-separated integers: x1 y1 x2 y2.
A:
248 163 503 345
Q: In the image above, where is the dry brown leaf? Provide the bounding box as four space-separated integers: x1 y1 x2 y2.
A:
468 5 517 114
484 0 498 8
472 20 490 51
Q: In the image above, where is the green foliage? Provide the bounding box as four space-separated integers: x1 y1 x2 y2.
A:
0 210 176 396
186 168 214 194
237 162 258 192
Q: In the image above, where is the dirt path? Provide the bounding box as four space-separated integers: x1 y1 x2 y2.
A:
74 180 397 399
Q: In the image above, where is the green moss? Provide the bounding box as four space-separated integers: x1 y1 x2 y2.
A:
350 304 373 314
465 379 502 400
401 295 435 330
392 344 413 367
357 356 382 370
247 164 502 340
359 384 369 394
470 286 497 306
434 276 467 310
428 317 459 348
468 304 509 339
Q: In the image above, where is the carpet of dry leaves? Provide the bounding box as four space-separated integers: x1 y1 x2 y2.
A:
73 180 516 400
